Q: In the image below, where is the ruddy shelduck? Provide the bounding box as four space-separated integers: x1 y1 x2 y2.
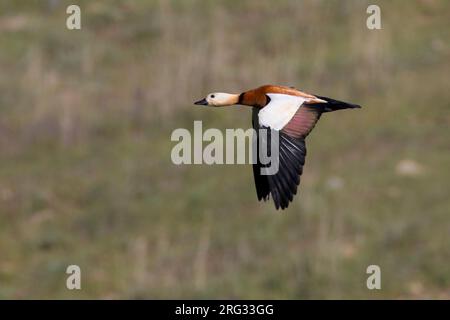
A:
195 85 361 210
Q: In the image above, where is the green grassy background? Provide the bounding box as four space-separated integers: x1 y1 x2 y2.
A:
0 0 449 299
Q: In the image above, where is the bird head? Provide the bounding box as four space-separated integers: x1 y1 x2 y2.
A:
194 93 239 107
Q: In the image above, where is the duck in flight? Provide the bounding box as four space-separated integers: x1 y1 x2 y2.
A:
194 85 361 210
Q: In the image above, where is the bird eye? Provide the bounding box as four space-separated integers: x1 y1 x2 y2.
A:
210 94 215 98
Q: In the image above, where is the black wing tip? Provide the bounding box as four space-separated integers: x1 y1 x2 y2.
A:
273 199 291 210
256 183 298 210
257 194 270 202
252 122 306 212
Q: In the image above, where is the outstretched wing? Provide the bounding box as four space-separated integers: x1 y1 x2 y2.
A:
252 92 326 209
251 90 359 209
252 107 307 210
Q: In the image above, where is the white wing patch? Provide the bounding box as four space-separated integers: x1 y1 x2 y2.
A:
258 93 307 130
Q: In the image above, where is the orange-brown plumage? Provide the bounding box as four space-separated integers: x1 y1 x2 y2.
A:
239 85 324 108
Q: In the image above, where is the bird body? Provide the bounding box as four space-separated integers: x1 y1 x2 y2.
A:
195 85 361 210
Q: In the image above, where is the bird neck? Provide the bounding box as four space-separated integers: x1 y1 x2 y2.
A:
221 93 240 106
237 90 268 108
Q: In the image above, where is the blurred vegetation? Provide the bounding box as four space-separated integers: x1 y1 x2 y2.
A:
0 0 449 299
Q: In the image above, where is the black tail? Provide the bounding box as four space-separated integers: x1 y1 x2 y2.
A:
314 95 362 112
